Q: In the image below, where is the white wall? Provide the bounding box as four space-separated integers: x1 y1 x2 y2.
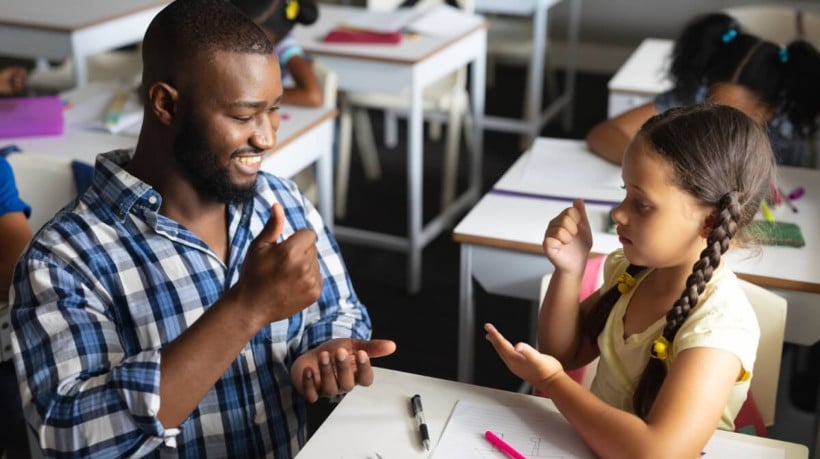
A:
545 0 820 72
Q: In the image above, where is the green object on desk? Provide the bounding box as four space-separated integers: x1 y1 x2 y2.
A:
748 220 805 247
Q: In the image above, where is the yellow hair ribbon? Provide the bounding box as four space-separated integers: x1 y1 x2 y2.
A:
616 272 637 294
285 0 299 20
650 336 670 360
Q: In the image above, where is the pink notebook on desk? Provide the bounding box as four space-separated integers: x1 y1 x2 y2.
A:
0 95 64 138
324 27 402 44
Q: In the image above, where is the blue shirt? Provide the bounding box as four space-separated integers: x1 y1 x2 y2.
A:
11 150 371 458
0 155 31 218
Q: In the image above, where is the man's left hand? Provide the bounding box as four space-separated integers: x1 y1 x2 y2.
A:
291 338 397 402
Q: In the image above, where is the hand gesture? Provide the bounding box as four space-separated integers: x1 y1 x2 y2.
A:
230 203 322 326
543 199 593 275
291 338 397 403
484 323 563 390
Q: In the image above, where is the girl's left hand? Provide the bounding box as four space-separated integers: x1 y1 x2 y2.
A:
484 323 564 389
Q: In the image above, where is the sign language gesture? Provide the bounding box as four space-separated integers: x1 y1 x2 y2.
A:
543 199 593 276
291 338 397 403
484 323 564 393
230 203 323 328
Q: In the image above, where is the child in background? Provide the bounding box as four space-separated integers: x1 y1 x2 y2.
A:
0 66 28 96
486 104 775 458
233 0 324 107
0 155 32 458
587 12 820 167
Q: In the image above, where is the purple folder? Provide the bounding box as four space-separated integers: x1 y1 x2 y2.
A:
0 95 64 138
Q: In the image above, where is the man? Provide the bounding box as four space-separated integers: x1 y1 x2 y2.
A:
10 0 395 457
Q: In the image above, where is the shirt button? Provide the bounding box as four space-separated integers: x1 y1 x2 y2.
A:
148 196 158 205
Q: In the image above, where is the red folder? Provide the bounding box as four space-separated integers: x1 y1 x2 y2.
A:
0 95 64 139
324 27 402 44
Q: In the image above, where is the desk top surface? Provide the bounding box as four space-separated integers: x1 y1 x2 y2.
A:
293 4 486 65
0 0 167 32
454 137 820 292
5 83 335 165
608 38 674 95
298 367 808 458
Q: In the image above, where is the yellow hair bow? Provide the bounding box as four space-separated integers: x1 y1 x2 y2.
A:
285 0 299 20
616 272 637 294
650 336 670 360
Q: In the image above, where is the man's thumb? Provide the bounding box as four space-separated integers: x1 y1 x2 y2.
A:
258 203 285 245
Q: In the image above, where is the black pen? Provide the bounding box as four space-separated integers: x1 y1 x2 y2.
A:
411 394 430 451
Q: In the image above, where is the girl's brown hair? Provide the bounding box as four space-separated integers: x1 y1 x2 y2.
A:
585 104 775 419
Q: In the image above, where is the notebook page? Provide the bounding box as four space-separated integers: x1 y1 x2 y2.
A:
430 400 594 458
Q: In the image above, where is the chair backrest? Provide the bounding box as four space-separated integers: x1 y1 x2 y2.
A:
739 279 787 426
312 59 338 109
5 154 77 233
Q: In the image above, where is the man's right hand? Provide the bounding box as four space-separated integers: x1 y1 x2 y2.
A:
230 203 322 327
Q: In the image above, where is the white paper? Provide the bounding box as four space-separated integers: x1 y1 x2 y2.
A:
405 5 483 37
66 89 142 136
340 8 423 33
431 400 595 459
702 434 786 459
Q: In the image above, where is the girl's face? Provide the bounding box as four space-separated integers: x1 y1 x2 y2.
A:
611 138 713 270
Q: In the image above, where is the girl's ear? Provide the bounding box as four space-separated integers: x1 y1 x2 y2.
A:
147 81 178 126
702 212 716 238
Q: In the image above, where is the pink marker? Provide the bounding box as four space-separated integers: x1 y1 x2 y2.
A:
484 430 527 459
788 187 804 201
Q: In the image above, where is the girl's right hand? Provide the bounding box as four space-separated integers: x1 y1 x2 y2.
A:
543 199 592 274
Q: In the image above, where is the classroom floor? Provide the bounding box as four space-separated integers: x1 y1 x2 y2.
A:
310 64 820 455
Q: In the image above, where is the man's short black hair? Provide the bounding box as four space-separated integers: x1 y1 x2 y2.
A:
141 0 273 100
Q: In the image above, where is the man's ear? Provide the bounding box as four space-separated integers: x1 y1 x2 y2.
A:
147 82 178 125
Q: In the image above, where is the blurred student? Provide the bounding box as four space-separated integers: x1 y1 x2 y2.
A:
0 155 31 459
587 13 820 167
488 104 775 458
0 66 28 96
233 0 324 107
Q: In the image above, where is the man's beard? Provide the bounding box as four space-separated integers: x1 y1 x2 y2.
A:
173 116 257 204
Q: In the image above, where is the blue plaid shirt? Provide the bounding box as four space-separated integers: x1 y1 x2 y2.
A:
11 150 372 458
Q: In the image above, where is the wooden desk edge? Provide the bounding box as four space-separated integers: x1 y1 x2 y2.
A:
272 108 337 154
453 233 820 294
304 22 487 66
0 2 166 32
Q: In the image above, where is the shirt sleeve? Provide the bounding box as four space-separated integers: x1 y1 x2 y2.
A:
673 277 760 378
11 241 179 457
0 156 31 218
274 33 306 69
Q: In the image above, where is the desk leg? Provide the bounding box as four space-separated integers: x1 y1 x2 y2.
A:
469 38 486 200
561 0 582 131
316 126 334 231
407 76 424 294
527 3 548 144
458 244 475 383
69 38 88 87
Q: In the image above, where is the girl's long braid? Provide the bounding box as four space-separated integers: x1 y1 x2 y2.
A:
632 191 741 419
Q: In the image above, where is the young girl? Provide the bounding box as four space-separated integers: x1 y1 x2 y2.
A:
587 12 820 167
486 104 776 458
232 0 324 107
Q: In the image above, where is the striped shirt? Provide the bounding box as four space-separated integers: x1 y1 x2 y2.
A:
11 150 371 458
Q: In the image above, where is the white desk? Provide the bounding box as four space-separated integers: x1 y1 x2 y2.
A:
294 5 487 293
0 0 167 86
606 38 673 117
297 367 809 458
3 84 338 225
475 0 582 140
453 137 820 383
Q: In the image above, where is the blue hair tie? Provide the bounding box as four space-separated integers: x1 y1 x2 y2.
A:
779 47 789 63
721 29 738 44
